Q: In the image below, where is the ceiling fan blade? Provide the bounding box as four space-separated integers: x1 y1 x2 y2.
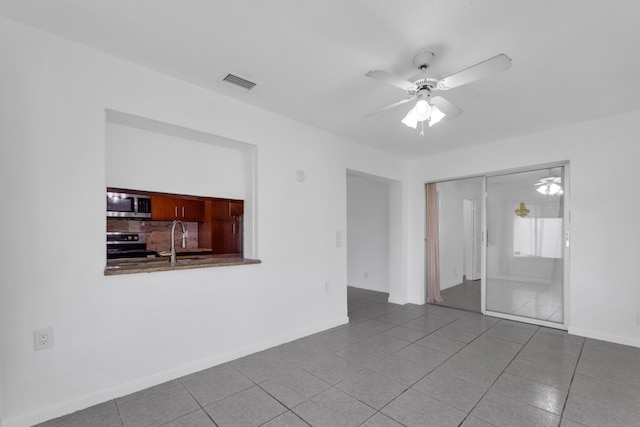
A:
437 54 512 90
430 96 462 120
365 96 416 117
366 70 418 91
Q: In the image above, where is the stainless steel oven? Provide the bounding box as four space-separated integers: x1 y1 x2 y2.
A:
106 232 157 259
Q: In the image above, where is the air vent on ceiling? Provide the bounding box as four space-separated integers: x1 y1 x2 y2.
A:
222 73 257 91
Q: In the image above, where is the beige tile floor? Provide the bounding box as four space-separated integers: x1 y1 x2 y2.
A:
36 287 640 427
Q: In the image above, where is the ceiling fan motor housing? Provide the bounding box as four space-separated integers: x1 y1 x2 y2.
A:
411 76 440 92
410 51 440 92
412 51 435 69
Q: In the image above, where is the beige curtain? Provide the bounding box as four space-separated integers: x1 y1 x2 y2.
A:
426 183 443 303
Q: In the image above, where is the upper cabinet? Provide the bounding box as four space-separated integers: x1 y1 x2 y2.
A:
151 196 204 222
211 199 244 220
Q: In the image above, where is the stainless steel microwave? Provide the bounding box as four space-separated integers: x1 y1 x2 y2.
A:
106 191 152 219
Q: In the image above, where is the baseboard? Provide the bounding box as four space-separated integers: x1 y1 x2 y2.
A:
440 280 462 291
388 296 408 305
4 316 349 427
568 327 640 349
347 281 389 293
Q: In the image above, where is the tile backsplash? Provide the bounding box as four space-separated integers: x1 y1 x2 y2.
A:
107 219 199 252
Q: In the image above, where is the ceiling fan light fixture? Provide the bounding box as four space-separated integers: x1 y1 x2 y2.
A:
428 105 446 127
401 99 446 130
413 99 431 120
401 109 418 129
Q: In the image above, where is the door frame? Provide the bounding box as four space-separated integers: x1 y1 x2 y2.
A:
463 199 482 281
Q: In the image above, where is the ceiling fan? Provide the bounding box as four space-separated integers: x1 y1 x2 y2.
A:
365 51 512 135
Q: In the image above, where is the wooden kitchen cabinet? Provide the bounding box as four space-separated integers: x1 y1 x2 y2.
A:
211 199 244 220
151 196 204 222
211 219 243 254
203 199 244 254
181 199 205 221
229 200 243 217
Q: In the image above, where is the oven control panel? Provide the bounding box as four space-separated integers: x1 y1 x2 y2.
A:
106 232 147 244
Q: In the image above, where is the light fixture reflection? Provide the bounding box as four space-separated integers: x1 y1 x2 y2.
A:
536 177 563 196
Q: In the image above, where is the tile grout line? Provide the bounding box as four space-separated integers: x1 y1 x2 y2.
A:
244 299 546 426
342 310 483 425
337 296 467 425
116 381 210 427
253 382 312 427
259 311 405 427
175 378 220 427
454 322 541 426
557 336 587 426
177 363 267 427
112 398 125 427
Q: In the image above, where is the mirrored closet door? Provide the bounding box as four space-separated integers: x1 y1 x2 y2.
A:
484 166 567 325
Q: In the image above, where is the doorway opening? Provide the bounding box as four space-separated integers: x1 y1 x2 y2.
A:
346 170 404 307
346 172 391 294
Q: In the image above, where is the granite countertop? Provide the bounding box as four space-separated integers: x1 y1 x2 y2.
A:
104 253 261 275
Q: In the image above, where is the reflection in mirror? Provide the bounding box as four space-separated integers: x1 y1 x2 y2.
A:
427 176 484 312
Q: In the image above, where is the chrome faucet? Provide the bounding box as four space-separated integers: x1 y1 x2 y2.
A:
170 220 186 264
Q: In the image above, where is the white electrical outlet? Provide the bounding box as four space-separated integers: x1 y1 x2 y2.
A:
324 282 330 292
34 327 53 351
335 230 342 248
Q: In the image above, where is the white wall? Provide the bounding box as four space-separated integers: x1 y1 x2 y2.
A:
346 174 390 292
0 18 408 427
106 121 246 199
407 110 640 348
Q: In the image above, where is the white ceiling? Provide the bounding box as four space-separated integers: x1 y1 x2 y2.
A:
2 0 639 159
